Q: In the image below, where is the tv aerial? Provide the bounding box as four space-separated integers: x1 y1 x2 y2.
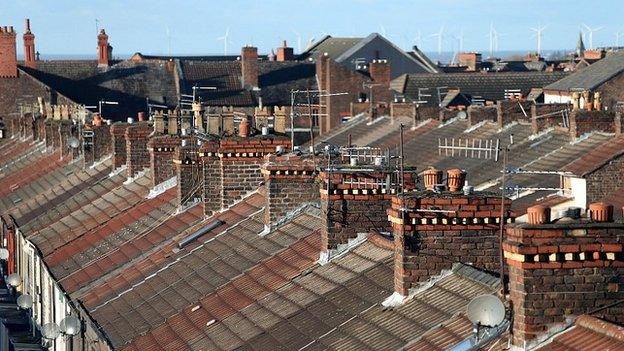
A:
467 294 505 327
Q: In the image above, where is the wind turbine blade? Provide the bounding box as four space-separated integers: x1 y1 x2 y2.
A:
582 23 591 31
595 26 604 31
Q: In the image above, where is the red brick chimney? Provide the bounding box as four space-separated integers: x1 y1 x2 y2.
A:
241 46 258 88
276 40 294 61
97 29 112 67
504 203 624 349
458 52 481 71
319 156 417 262
148 135 181 188
199 134 291 217
261 154 318 226
110 122 131 170
23 18 36 69
388 188 513 297
0 25 17 78
174 137 202 208
369 59 391 86
125 122 152 178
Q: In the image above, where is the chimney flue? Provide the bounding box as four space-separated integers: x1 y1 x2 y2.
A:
0 23 18 77
23 18 36 69
241 46 258 87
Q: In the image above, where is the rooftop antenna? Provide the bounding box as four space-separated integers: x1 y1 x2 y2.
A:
217 27 231 55
430 25 445 56
582 23 603 49
292 29 302 53
530 23 547 55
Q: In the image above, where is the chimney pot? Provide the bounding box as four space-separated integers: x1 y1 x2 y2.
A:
527 205 550 224
238 117 250 137
588 202 613 222
137 112 145 121
423 167 443 191
446 168 467 192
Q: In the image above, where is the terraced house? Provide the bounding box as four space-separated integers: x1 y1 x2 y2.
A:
0 17 623 351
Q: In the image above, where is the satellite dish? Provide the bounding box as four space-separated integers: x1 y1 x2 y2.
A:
41 322 61 340
467 294 505 327
68 137 80 149
0 248 8 260
6 273 21 287
456 111 467 119
17 294 33 309
60 315 82 336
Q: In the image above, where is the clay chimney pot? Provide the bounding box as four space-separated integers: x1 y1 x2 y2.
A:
446 168 467 192
527 205 550 225
423 167 443 191
238 117 250 137
588 202 613 222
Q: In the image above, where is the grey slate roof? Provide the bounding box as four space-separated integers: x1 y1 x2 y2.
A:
545 51 624 91
394 71 569 106
299 36 363 60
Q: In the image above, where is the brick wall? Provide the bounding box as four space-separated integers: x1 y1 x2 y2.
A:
388 192 513 295
83 124 111 167
200 140 221 216
390 102 416 120
125 122 152 177
496 100 532 127
0 26 17 78
262 154 319 225
110 123 130 170
175 141 202 207
597 71 624 110
468 105 497 126
439 108 458 122
504 222 624 348
569 110 618 138
148 135 180 187
58 120 74 158
585 155 624 204
531 103 569 134
320 169 417 254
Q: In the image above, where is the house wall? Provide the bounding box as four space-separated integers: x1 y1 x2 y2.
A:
338 35 431 78
585 156 624 204
597 71 624 110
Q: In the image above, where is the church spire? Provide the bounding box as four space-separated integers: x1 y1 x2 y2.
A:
576 31 585 57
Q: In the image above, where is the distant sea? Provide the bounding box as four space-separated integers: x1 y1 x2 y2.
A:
27 49 571 62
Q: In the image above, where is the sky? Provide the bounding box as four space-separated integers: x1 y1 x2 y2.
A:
1 0 623 57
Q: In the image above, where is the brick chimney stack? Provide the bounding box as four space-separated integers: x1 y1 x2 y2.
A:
504 203 624 349
241 46 258 88
97 29 112 67
23 18 36 69
458 52 481 71
0 25 17 78
276 40 294 61
369 59 390 86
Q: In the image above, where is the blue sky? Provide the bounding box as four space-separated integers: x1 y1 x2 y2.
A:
1 0 622 56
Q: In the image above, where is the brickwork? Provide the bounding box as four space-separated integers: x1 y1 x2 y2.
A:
320 169 417 252
390 102 416 120
57 121 74 158
531 103 569 134
596 71 624 110
439 108 458 122
496 100 532 127
23 19 36 69
585 156 624 204
569 110 618 138
262 154 319 225
148 135 180 187
504 222 624 348
388 192 513 295
97 29 110 67
199 140 221 216
83 124 111 167
0 26 17 78
276 41 294 61
241 46 258 88
175 143 202 207
44 120 59 149
110 123 130 170
468 105 497 126
125 122 152 177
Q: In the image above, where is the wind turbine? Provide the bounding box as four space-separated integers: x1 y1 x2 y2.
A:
414 30 423 48
430 25 445 55
486 23 496 57
616 31 624 47
379 23 387 37
455 28 465 52
530 24 547 55
582 23 603 49
165 25 172 56
217 27 231 55
292 29 302 53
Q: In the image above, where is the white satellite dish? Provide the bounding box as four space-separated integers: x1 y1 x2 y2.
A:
0 248 8 260
467 294 505 327
456 111 467 119
68 137 80 149
17 294 33 309
41 322 61 340
60 315 82 336
6 273 21 287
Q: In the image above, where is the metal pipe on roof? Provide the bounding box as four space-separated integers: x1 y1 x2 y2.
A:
177 219 225 249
